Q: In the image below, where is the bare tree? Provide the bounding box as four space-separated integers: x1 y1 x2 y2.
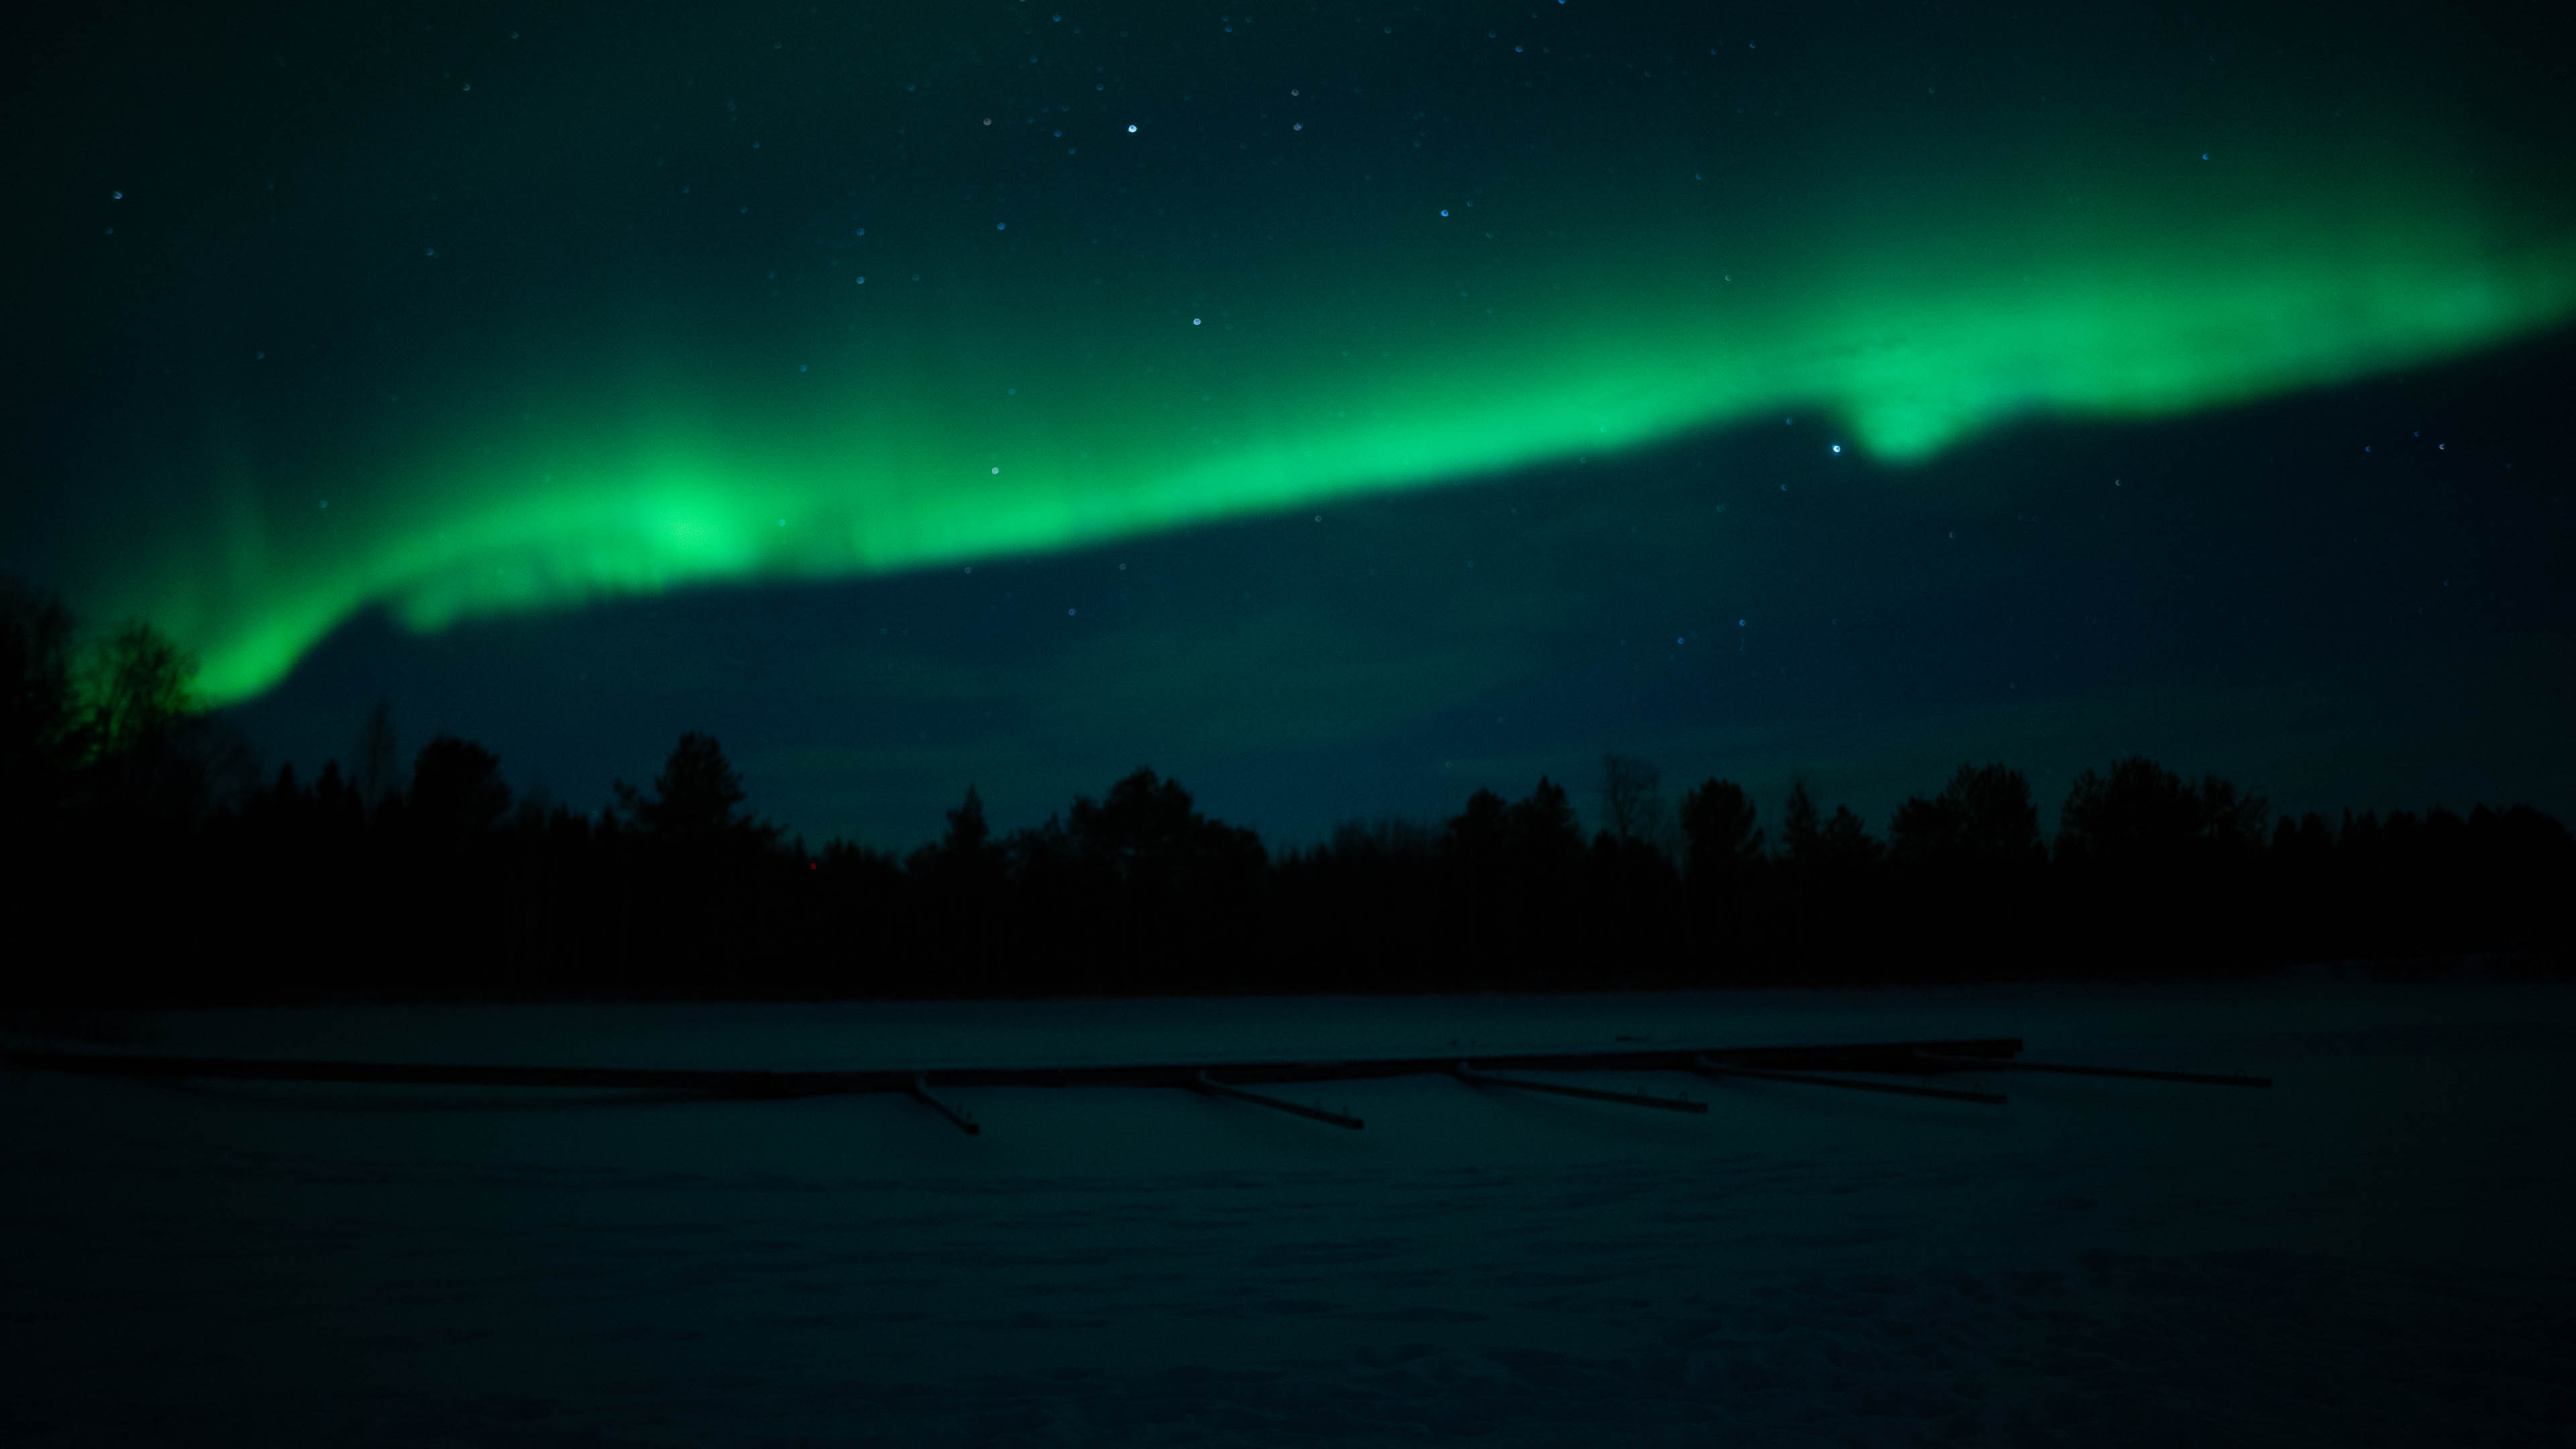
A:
1 576 82 788
82 620 198 759
1599 752 1666 845
68 618 253 822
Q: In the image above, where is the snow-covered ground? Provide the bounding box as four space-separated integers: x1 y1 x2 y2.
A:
5 978 2571 1446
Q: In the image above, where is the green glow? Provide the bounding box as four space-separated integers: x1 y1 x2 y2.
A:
97 127 2576 704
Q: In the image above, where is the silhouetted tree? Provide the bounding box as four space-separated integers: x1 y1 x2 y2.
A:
1050 769 1265 991
1890 763 2043 868
615 732 777 847
1599 752 1666 845
2198 775 2270 857
1505 777 1585 875
1773 777 1883 975
2055 756 2267 866
1443 788 1511 871
596 733 790 993
80 620 199 761
945 784 993 858
1430 779 1592 987
1880 765 2044 980
1587 798 1682 990
1672 777 1764 981
8 603 2571 1008
2271 810 2332 861
1069 769 1266 892
1327 816 1436 863
1677 779 1762 883
2051 757 2270 976
1269 816 1441 991
906 784 1010 991
313 759 353 816
409 735 513 843
812 835 908 994
1782 778 1823 856
70 617 241 831
0 578 83 818
354 696 402 812
1779 777 1822 865
1817 804 1882 870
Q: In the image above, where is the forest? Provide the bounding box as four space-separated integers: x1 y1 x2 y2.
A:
5 583 2569 1007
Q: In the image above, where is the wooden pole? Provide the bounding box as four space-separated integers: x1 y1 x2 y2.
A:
1693 1056 2005 1105
909 1075 980 1135
0 1048 847 1096
0 1037 2029 1093
1193 1072 1363 1129
1454 1062 1707 1114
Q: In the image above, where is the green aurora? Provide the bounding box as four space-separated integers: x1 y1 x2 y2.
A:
44 7 2576 704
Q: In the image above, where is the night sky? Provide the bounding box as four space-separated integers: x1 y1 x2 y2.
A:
8 0 2571 849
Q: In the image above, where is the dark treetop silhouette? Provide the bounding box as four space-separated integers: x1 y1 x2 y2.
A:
2 585 2569 1008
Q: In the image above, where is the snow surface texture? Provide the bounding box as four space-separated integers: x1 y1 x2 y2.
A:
4 981 2571 1446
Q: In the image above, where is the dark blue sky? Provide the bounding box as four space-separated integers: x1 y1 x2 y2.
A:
219 331 2574 849
7 0 2569 851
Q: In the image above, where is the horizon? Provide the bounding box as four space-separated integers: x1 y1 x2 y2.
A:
208 714 2573 862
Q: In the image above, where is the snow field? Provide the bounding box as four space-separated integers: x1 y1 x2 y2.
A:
3 979 2570 1445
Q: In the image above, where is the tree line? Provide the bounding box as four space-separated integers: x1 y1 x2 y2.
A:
3 585 2568 1006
